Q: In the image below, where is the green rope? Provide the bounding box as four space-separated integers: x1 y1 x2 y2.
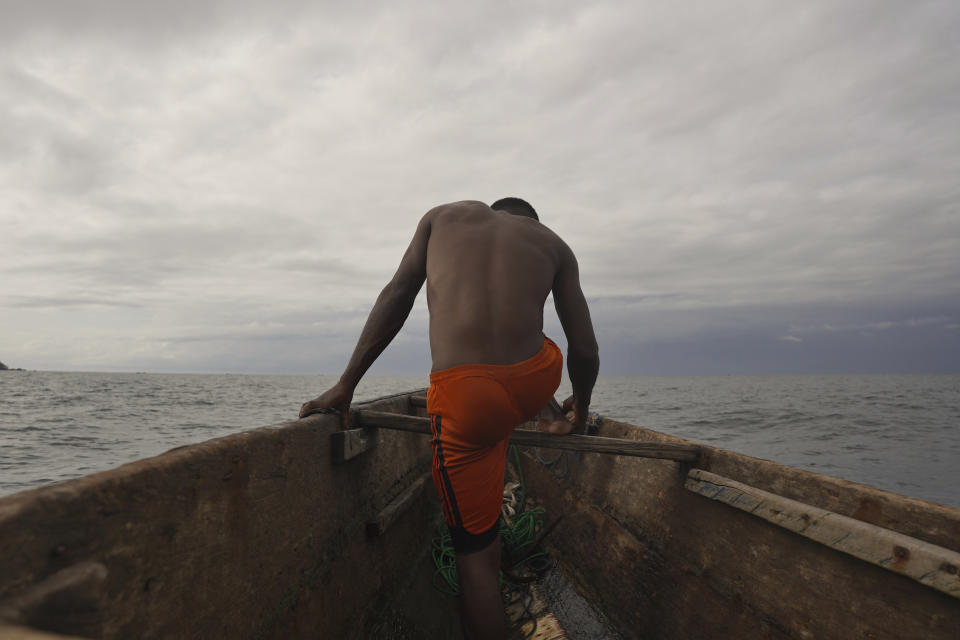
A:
512 444 527 512
431 522 460 595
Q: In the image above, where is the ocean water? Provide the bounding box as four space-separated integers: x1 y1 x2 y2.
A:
1 371 958 508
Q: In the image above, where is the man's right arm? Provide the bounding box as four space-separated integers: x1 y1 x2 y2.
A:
552 241 599 432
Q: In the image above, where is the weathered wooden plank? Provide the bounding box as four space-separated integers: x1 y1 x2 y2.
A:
685 468 960 600
354 410 701 461
329 427 376 464
0 562 106 639
366 473 430 537
0 625 89 640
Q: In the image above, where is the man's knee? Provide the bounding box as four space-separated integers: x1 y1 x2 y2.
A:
456 536 501 582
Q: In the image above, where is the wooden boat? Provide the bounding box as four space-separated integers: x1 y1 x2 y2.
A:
1 389 958 639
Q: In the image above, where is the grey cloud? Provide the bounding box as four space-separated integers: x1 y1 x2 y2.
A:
790 316 956 334
2 1 959 373
264 254 381 279
10 219 281 287
0 1 311 42
5 294 142 309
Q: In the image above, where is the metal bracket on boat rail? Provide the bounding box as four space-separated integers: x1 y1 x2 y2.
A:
685 469 960 600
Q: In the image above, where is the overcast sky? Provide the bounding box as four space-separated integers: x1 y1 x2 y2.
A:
1 0 958 375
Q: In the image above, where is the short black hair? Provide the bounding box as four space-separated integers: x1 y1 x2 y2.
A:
491 197 538 221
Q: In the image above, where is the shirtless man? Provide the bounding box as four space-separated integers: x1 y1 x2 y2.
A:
299 198 599 639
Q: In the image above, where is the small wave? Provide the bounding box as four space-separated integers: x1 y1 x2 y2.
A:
888 403 926 411
50 435 101 445
812 432 841 441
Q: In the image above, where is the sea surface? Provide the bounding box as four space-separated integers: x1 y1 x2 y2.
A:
1 371 958 508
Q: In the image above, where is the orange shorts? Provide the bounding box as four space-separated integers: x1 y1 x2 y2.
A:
427 336 563 553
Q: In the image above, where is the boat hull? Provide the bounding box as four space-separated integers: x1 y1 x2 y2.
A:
1 390 958 639
0 392 456 639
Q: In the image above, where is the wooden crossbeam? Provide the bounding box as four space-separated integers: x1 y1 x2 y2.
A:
353 409 700 462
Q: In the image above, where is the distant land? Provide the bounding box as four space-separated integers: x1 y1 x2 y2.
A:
0 361 25 371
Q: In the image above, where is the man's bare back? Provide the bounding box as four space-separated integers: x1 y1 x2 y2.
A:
425 200 565 370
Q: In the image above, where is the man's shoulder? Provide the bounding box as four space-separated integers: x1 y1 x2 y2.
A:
420 201 495 232
425 200 488 217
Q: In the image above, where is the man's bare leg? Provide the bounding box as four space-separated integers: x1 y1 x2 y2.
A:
456 535 505 640
535 396 575 435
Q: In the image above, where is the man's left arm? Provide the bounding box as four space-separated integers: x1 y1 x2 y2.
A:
299 210 434 428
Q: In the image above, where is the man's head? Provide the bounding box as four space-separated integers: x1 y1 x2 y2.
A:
490 197 539 221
